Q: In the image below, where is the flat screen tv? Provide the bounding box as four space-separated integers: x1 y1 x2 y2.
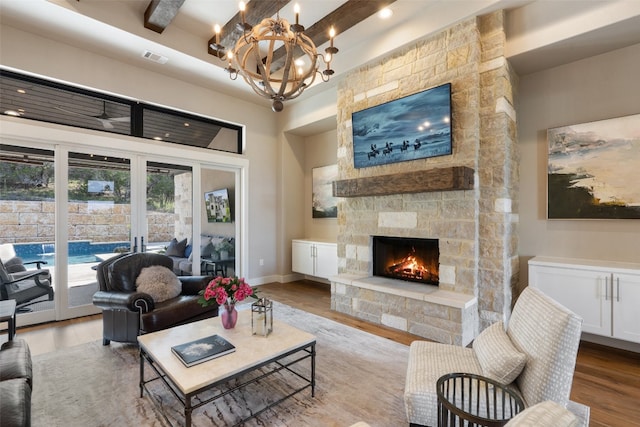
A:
351 82 452 168
204 188 232 223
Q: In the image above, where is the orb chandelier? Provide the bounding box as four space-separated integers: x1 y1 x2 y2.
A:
210 2 338 112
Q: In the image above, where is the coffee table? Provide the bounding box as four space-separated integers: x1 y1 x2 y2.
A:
138 313 316 427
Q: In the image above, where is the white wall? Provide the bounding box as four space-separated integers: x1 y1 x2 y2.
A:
517 43 640 286
304 130 338 241
0 23 280 283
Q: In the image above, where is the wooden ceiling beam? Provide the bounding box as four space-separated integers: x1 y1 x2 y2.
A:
269 0 397 70
207 0 291 58
144 0 185 34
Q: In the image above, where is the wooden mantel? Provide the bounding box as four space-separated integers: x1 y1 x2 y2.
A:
332 166 474 197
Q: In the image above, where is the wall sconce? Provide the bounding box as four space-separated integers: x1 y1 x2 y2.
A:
251 297 273 337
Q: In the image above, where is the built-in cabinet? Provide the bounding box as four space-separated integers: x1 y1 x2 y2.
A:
292 239 338 280
528 256 640 344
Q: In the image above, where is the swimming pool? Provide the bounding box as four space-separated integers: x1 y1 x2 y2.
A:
13 240 130 266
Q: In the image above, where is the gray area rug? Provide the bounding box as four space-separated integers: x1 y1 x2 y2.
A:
32 302 410 426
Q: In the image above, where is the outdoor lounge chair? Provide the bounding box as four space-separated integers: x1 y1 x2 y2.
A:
0 258 54 311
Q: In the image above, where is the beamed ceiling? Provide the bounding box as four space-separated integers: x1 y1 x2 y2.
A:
144 0 397 67
2 1 640 116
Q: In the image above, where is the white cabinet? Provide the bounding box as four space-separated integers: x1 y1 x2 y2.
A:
529 257 640 344
292 239 338 280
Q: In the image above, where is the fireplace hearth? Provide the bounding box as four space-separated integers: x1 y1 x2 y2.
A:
372 236 439 285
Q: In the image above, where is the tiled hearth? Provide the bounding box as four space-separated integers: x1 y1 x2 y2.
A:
332 275 478 346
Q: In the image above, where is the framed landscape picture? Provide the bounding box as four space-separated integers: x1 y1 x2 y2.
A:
547 113 640 219
312 165 338 218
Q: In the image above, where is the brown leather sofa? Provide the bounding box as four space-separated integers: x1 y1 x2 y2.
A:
92 252 218 345
0 339 32 427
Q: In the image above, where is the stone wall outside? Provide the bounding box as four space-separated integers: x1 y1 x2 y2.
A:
0 200 175 244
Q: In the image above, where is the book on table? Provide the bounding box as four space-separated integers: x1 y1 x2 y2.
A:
171 334 236 367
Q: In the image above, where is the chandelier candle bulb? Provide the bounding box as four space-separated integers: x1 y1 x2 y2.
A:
294 4 300 25
214 24 220 44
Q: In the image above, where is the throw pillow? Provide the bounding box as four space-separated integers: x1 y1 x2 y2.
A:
473 321 527 384
135 265 182 303
165 237 188 257
184 244 193 259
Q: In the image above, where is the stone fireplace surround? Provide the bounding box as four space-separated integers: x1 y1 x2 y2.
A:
330 13 518 347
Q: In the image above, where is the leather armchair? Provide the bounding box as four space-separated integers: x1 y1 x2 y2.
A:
92 252 218 345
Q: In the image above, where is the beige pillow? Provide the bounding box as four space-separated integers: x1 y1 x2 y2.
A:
473 321 527 384
135 265 181 303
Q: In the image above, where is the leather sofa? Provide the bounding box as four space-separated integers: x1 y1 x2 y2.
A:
0 339 32 427
92 252 218 345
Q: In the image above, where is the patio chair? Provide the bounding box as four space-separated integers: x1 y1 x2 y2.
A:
0 258 54 311
0 243 47 273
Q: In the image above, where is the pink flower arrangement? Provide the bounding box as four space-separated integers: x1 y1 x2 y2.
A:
198 275 257 307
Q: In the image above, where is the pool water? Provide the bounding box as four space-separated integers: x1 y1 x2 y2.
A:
14 241 129 266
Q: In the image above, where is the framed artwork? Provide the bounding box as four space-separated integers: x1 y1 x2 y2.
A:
547 113 640 219
204 188 232 222
351 83 452 168
312 164 338 218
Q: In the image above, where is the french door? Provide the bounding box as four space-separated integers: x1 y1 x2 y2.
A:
2 118 248 328
2 143 197 326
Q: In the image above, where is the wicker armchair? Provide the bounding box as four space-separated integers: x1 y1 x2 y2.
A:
404 287 589 427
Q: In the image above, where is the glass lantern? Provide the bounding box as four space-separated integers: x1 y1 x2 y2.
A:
251 297 273 337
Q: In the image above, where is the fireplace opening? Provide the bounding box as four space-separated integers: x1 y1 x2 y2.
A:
372 236 439 285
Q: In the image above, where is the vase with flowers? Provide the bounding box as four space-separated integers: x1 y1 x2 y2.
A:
198 276 257 329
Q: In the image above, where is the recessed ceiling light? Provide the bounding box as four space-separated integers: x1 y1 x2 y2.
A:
378 8 393 19
153 136 163 141
4 110 21 116
17 89 26 94
183 122 190 127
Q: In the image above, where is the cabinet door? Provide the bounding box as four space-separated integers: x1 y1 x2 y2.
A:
292 241 313 275
612 273 640 343
314 243 338 279
529 264 612 336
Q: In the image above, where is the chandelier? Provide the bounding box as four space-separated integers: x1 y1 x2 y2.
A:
210 2 338 112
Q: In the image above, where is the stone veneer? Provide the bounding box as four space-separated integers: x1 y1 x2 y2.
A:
331 12 518 346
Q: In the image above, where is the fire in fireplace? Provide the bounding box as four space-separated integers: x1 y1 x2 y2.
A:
372 236 439 285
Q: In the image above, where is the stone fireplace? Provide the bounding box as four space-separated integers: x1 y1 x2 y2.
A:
330 13 518 347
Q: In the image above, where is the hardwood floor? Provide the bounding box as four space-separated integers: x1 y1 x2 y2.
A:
5 280 639 426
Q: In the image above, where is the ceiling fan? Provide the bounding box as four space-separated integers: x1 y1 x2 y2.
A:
55 100 130 129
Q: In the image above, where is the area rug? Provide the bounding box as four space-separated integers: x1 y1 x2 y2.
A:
32 301 410 426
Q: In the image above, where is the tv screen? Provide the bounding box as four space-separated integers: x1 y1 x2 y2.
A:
351 82 452 168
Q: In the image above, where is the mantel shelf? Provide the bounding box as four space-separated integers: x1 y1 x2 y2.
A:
332 166 474 197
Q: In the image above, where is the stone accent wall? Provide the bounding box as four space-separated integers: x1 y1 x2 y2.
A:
332 12 518 343
0 200 175 244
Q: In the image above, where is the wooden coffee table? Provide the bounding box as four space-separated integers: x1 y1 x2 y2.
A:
138 313 316 427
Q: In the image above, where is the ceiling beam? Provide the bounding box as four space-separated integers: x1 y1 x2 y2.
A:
269 0 397 70
144 0 186 34
207 0 291 58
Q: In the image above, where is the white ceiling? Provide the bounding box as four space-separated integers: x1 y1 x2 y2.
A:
1 0 640 111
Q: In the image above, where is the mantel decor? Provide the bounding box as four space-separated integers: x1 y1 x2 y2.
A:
547 113 640 219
